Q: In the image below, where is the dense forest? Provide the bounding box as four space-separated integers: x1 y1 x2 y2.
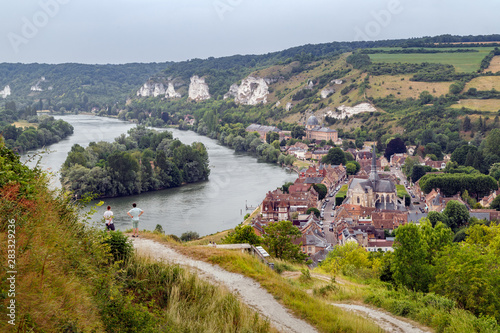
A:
60 127 210 198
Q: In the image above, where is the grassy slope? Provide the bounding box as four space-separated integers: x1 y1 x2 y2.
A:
0 146 278 333
143 232 383 333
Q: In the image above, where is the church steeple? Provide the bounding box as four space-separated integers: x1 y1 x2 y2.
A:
369 144 379 183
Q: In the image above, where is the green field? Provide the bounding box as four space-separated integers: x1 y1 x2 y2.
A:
368 47 495 73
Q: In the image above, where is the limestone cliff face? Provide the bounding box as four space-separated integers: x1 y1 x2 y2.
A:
0 85 11 98
224 76 269 105
137 80 182 99
31 77 46 92
165 82 181 98
321 88 335 99
188 76 211 101
137 82 165 97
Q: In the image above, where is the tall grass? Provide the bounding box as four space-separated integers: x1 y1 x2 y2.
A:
0 152 279 333
364 286 499 333
168 243 383 333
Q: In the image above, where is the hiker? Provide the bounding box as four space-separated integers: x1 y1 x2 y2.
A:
127 203 144 237
103 206 115 231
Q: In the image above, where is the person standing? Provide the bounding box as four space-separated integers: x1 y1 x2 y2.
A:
127 203 144 237
103 205 115 231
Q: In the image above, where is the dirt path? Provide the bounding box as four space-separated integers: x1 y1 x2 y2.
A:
132 238 318 333
332 304 431 333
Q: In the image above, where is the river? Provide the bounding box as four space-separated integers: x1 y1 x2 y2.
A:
22 115 296 237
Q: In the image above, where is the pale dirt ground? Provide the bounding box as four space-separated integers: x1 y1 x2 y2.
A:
133 238 432 333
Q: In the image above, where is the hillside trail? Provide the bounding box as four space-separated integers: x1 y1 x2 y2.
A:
133 238 431 333
132 237 318 333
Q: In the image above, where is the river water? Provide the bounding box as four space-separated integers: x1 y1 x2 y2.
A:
22 115 296 236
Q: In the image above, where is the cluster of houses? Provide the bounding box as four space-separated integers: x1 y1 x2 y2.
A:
251 163 347 261
244 120 500 264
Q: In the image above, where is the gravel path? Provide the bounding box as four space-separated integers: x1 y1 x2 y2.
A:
132 238 318 333
332 304 431 333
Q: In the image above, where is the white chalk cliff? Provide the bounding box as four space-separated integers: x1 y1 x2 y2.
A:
321 88 335 99
1 85 11 98
31 77 46 92
188 76 211 101
224 76 269 105
165 82 181 98
326 102 377 119
137 82 165 97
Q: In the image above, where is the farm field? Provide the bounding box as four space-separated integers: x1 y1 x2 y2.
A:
368 47 494 72
485 56 500 73
465 76 500 91
450 99 500 112
366 74 451 99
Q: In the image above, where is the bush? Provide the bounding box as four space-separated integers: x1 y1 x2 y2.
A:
154 224 164 234
102 231 133 263
180 231 200 242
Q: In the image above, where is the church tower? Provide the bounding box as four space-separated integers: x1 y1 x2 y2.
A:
369 145 379 184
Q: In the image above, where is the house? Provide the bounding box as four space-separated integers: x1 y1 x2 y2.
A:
245 124 281 141
425 189 467 212
479 189 500 208
366 239 394 252
424 158 447 170
469 209 500 221
390 154 407 167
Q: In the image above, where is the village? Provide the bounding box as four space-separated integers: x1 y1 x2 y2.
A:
245 116 500 265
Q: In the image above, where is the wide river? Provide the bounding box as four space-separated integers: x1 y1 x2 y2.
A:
23 115 296 236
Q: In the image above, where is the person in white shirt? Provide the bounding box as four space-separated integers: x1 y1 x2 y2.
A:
103 205 115 231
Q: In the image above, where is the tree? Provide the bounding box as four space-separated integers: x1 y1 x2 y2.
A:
392 220 452 292
345 162 357 175
419 91 433 104
291 125 305 139
411 164 427 183
384 137 406 160
322 147 346 165
306 207 320 218
484 128 500 158
392 223 433 292
262 221 305 261
443 200 470 231
320 242 371 276
427 211 449 227
180 231 199 242
463 116 472 132
489 163 500 181
222 224 261 245
313 183 327 200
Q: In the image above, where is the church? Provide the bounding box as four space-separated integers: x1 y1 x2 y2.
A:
347 146 401 210
305 115 338 142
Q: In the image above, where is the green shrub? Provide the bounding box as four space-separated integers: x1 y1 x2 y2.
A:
180 231 199 242
102 231 133 263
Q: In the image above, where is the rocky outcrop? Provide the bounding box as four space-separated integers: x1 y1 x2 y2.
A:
137 82 165 97
223 84 239 100
31 77 46 92
188 76 210 101
137 80 182 98
224 76 269 105
286 102 293 111
321 88 335 99
0 85 11 98
326 102 377 119
331 79 343 85
165 82 181 98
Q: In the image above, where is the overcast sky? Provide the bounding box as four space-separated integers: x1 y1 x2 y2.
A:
1 0 499 64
